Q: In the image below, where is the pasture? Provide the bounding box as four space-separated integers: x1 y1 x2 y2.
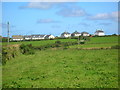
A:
2 36 118 48
2 36 119 88
2 49 118 88
2 39 76 46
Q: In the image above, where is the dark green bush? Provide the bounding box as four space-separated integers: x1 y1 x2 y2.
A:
0 53 2 65
111 45 120 49
55 44 61 47
2 47 9 65
80 40 85 44
55 41 61 44
34 41 78 50
63 46 68 50
2 46 20 65
50 38 54 40
20 44 35 55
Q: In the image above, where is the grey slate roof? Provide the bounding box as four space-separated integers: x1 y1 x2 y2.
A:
81 32 89 34
24 35 32 38
72 31 80 34
95 30 104 33
12 35 23 39
31 34 46 38
45 35 51 38
61 32 70 35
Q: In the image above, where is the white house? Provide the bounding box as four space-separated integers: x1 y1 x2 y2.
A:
71 31 81 37
61 32 71 38
81 32 89 36
12 35 24 41
31 34 46 40
94 30 105 36
24 35 32 40
45 35 55 39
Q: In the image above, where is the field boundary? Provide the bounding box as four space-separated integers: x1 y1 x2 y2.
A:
73 47 112 50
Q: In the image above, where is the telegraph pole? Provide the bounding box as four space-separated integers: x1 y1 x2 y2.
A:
78 36 79 45
7 22 10 45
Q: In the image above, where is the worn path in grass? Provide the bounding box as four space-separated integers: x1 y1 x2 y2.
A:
3 49 118 88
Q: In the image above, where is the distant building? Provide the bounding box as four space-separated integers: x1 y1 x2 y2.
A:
61 32 71 38
71 31 81 37
24 35 32 40
31 34 46 40
81 32 89 36
94 30 105 36
45 35 55 39
12 35 23 41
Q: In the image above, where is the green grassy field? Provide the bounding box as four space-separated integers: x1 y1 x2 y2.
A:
69 43 118 49
2 39 77 46
3 49 118 88
2 36 119 88
86 36 118 44
69 36 118 49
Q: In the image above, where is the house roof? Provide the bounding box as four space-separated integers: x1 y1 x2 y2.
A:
12 35 23 39
24 35 32 38
31 34 46 38
95 30 104 33
45 35 51 38
72 31 80 34
61 32 70 35
81 32 89 34
2 37 8 39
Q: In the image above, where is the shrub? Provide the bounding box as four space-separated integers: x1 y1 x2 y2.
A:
2 48 7 65
0 53 2 65
50 38 54 40
111 45 120 49
55 41 61 44
2 46 20 65
80 40 85 44
63 46 68 50
19 44 35 55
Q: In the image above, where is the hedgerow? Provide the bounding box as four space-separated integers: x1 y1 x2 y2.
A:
19 44 35 55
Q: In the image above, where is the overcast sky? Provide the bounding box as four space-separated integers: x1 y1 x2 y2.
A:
2 2 118 37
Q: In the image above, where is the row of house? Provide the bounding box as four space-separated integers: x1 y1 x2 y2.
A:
61 30 105 38
12 34 55 41
12 30 105 41
61 31 89 38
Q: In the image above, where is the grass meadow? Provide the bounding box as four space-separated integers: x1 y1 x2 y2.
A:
2 36 119 88
2 39 76 46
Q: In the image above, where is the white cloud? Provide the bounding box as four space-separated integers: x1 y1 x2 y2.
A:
20 2 78 9
99 23 112 26
29 0 78 2
88 11 119 22
79 22 90 27
56 6 87 17
37 19 60 23
20 2 56 9
2 0 119 2
51 25 61 28
0 23 15 28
